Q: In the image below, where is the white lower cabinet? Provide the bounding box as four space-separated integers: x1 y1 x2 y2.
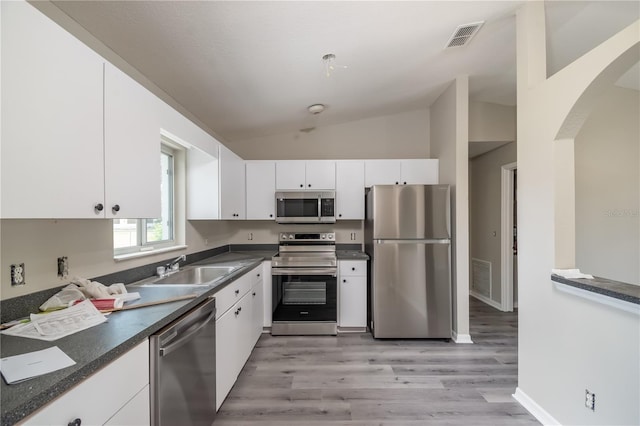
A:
104 384 150 426
215 264 263 410
23 340 150 425
338 260 368 329
251 279 265 346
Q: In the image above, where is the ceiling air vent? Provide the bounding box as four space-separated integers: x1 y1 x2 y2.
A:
445 21 484 49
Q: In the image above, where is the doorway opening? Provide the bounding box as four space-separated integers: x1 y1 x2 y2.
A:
500 162 517 312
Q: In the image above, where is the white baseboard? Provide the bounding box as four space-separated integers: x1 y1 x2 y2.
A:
513 387 561 425
470 291 503 311
451 330 473 344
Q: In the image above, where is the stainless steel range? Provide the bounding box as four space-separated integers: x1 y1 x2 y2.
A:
271 232 337 335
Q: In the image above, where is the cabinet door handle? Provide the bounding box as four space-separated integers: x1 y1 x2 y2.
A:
94 203 104 212
112 204 120 213
235 308 240 316
68 419 81 426
235 289 240 295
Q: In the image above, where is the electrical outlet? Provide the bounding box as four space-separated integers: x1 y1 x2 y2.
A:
10 263 25 286
585 389 595 411
57 256 69 278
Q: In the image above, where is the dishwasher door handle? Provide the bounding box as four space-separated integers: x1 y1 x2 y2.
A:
159 302 216 358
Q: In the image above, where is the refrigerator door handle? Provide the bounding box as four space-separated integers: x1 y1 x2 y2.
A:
374 239 450 244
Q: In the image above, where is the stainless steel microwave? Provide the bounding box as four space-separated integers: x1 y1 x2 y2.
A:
275 191 336 223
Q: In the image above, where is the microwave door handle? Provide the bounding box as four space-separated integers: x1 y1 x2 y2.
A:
318 195 321 222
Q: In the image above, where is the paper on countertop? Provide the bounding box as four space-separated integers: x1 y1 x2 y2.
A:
552 268 594 279
1 300 107 341
0 346 75 384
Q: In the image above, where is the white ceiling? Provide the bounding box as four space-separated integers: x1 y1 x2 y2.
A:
51 1 639 143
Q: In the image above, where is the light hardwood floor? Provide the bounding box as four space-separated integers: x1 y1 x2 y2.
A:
215 298 539 425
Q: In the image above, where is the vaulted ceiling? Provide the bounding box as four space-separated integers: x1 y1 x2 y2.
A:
51 1 639 143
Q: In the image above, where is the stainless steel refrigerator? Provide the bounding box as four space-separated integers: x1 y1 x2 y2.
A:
365 184 451 338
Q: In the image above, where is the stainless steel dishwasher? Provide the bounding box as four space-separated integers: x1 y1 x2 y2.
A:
150 296 216 426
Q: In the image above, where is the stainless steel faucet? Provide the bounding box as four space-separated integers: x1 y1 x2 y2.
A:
166 254 186 272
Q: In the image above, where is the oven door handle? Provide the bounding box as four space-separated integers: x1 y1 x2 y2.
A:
272 268 337 276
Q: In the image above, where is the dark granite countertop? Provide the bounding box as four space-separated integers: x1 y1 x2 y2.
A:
0 251 271 426
551 274 640 305
336 250 369 260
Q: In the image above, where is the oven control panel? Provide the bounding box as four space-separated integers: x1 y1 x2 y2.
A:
279 232 335 242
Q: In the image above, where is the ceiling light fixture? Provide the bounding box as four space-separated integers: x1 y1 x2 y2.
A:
322 53 347 77
307 104 325 114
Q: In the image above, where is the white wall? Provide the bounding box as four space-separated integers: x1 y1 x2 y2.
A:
469 142 517 304
0 219 236 299
227 109 430 160
469 101 517 143
575 86 639 285
516 3 639 424
429 76 470 341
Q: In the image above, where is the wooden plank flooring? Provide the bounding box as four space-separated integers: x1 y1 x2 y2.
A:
215 298 539 425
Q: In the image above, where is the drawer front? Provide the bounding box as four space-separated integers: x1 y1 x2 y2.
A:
215 273 252 319
339 260 366 277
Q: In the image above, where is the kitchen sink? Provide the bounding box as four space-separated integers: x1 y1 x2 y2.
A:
137 265 240 286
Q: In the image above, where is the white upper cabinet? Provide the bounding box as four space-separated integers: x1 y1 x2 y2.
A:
275 160 306 190
219 145 246 219
275 161 336 190
364 160 402 187
187 147 220 220
1 2 163 219
399 159 439 185
246 162 276 220
335 161 365 220
1 1 104 218
305 161 336 190
365 159 439 187
104 63 161 219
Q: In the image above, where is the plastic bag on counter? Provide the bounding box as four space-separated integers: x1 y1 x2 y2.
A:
38 278 127 312
70 277 126 299
39 284 86 312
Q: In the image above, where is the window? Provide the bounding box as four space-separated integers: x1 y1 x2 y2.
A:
113 146 177 255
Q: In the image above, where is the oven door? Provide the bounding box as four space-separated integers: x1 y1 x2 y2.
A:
272 268 337 323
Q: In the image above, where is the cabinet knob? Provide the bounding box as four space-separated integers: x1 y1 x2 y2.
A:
235 309 240 316
308 184 311 187
112 204 120 213
257 273 261 277
338 214 342 218
269 214 273 218
352 267 356 271
252 292 256 296
94 203 104 212
404 181 407 185
235 289 240 295
300 184 303 188
68 419 81 426
343 279 347 283
238 306 242 312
